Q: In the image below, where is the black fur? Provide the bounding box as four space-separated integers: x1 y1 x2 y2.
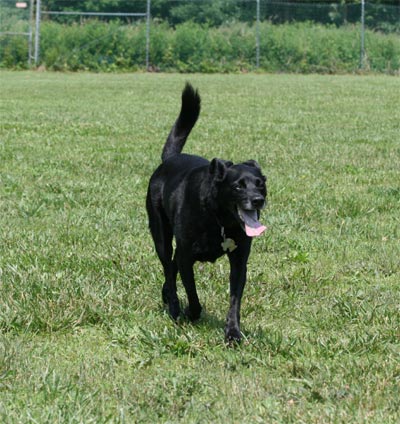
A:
146 83 267 343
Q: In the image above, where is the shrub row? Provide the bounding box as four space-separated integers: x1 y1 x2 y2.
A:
1 20 399 73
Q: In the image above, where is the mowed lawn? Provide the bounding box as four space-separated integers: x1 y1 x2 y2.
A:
0 71 399 423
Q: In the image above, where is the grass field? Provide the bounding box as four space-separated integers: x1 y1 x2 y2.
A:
0 72 399 423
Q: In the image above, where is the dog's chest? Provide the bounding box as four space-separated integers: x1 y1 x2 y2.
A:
191 230 225 263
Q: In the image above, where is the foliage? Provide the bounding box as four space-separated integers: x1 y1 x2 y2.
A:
1 20 399 73
1 72 400 423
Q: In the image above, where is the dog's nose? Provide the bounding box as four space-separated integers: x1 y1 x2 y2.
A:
251 196 265 209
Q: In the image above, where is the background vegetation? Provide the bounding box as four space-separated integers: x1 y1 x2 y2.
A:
1 0 399 72
1 72 399 422
1 20 399 73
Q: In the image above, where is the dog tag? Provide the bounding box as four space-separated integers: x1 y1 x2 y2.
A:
221 237 237 252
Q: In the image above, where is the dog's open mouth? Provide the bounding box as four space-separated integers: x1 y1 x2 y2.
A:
237 207 267 237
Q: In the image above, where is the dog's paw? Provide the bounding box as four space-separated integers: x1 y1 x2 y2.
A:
169 300 181 321
184 305 202 322
225 327 242 345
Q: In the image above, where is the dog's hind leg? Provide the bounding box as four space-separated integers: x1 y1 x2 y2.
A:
147 206 180 319
161 254 177 303
176 248 202 321
161 254 180 319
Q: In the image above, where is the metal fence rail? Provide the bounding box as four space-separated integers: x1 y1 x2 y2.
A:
41 12 147 17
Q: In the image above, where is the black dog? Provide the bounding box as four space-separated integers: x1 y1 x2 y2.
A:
146 83 267 343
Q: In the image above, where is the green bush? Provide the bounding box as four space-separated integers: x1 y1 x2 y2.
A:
0 36 29 69
260 23 362 73
1 20 399 73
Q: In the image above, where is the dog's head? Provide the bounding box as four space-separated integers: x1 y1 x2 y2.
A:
209 158 267 237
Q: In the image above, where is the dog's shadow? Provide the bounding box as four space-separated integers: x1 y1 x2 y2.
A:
196 310 226 331
162 304 225 332
161 304 269 346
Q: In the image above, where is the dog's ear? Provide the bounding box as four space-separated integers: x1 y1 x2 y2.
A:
242 160 261 169
209 158 233 182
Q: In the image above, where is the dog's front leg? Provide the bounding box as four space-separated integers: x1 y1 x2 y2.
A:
176 249 202 321
225 240 252 344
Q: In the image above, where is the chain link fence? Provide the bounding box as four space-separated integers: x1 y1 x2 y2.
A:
0 0 34 66
1 0 399 72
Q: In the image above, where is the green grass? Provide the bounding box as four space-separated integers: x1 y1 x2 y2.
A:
1 72 399 423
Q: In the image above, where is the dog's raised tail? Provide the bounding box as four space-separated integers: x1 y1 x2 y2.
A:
161 83 201 162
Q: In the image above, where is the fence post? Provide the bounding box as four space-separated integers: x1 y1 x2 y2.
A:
34 0 41 65
146 0 151 71
360 0 365 69
28 0 34 66
256 0 260 68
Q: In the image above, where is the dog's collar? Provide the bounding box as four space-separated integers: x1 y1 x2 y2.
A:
220 226 237 252
208 207 238 253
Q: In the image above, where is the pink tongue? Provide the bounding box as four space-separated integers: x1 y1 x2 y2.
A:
245 224 267 237
239 208 267 238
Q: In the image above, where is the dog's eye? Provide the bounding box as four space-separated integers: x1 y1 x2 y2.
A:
255 179 264 187
234 180 247 191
